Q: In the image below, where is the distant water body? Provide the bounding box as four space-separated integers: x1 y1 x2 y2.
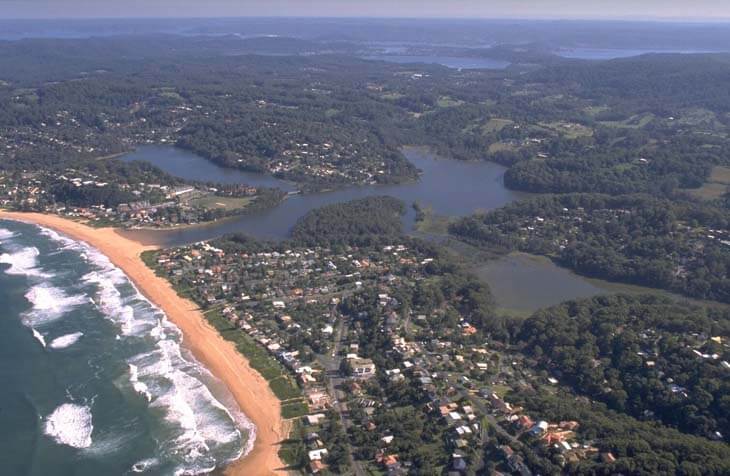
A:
474 253 686 315
121 145 297 192
363 55 510 69
120 146 524 246
0 221 250 475
557 47 723 60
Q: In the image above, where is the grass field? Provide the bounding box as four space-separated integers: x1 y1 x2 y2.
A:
490 384 512 398
686 165 730 200
599 112 655 129
414 206 453 235
677 107 719 128
488 141 517 154
189 196 253 210
539 121 593 139
437 96 465 107
584 105 610 116
381 92 405 100
482 118 514 134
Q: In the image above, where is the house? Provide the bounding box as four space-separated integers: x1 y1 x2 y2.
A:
451 454 467 472
308 448 328 461
508 454 533 476
305 388 332 411
529 421 549 436
601 452 617 463
542 430 574 445
304 413 326 426
309 460 327 474
439 402 459 416
517 415 534 430
382 454 399 471
559 421 579 431
349 357 376 379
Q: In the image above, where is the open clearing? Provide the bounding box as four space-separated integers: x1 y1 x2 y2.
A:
189 196 253 210
599 112 655 129
539 121 594 139
481 118 514 134
686 165 730 200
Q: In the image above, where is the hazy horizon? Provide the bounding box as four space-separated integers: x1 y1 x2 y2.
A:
3 0 730 22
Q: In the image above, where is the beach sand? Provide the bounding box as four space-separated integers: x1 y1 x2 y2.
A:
0 212 288 476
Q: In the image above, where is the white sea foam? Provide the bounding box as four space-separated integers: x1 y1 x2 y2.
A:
23 284 87 325
38 226 81 249
32 224 250 471
129 339 243 470
131 458 160 473
128 364 153 402
31 328 47 347
83 270 146 336
49 332 84 349
0 227 17 240
44 403 94 449
0 246 51 278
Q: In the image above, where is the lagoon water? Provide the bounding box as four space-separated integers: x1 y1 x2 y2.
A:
363 55 510 69
474 254 616 314
121 146 523 246
119 145 673 313
0 221 249 476
121 146 297 192
474 253 681 315
557 48 721 60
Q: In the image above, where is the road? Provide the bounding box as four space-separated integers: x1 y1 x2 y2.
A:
316 313 367 476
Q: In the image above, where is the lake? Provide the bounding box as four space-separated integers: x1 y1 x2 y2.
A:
120 146 523 246
120 146 694 316
474 253 682 316
363 55 510 70
557 48 721 60
120 146 297 192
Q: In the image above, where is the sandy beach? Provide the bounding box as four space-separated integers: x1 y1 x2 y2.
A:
0 211 288 476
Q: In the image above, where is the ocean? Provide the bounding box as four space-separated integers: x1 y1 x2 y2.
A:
0 220 251 476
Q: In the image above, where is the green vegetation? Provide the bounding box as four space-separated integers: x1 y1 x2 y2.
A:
687 165 730 201
278 421 308 469
204 310 303 402
9 32 730 475
451 193 730 303
510 389 730 475
518 294 730 440
280 401 309 419
290 196 406 246
413 204 453 235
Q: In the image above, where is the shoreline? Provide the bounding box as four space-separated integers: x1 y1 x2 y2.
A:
0 211 288 476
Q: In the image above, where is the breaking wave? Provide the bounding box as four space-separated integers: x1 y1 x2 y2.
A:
0 227 17 240
36 224 250 474
22 283 87 325
127 340 244 473
44 403 94 449
0 246 52 278
31 328 47 348
49 332 84 349
131 457 161 473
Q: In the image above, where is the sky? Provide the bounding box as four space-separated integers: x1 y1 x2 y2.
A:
2 0 730 21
